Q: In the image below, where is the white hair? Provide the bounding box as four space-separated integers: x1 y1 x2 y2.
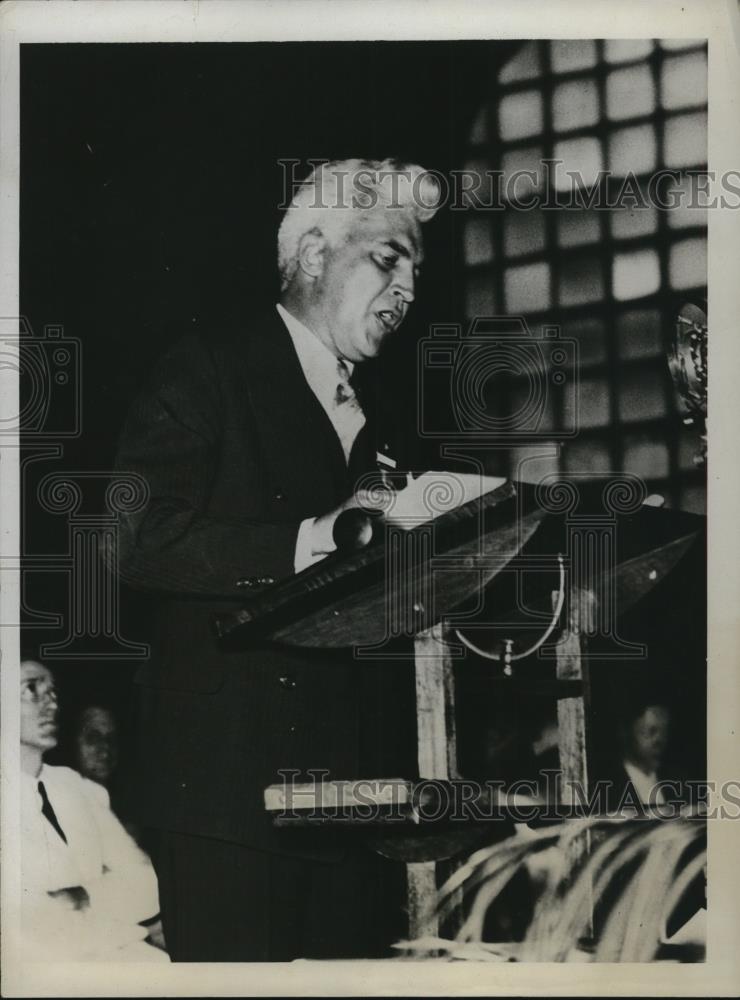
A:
277 158 441 291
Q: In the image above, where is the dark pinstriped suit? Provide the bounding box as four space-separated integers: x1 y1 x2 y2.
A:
114 309 415 959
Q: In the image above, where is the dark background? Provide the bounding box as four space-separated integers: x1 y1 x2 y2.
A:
19 38 509 740
21 41 515 472
20 41 705 788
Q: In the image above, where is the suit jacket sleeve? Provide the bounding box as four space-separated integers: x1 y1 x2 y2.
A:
81 777 161 925
113 333 300 597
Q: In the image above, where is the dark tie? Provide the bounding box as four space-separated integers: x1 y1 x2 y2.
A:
38 780 67 844
334 359 361 407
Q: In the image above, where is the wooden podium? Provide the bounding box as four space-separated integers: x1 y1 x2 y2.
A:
215 478 702 942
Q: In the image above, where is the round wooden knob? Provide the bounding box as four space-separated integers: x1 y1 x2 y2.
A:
332 508 376 552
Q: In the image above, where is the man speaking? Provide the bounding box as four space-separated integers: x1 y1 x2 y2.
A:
113 159 440 961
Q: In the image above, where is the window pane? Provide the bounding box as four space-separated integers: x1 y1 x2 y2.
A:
617 310 663 360
501 145 544 200
606 65 656 120
558 256 604 307
663 111 707 167
500 41 541 83
465 272 496 318
568 376 610 429
666 175 708 230
613 249 661 300
661 51 707 110
567 317 607 367
499 90 543 141
618 368 668 422
557 210 601 247
608 123 658 176
553 137 604 191
623 435 669 477
564 438 612 474
669 237 707 289
464 218 494 266
504 210 546 257
510 446 561 484
510 379 555 432
505 261 551 312
550 40 597 74
611 205 658 240
553 79 600 132
605 39 654 64
461 158 494 208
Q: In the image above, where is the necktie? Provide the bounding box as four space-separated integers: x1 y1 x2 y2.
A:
333 359 366 462
334 359 361 406
38 780 67 844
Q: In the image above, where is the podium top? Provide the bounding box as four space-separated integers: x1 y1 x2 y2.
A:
214 478 703 650
215 479 546 647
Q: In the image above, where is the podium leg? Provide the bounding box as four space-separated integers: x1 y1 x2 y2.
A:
406 624 460 940
406 861 439 939
414 623 458 781
556 587 595 938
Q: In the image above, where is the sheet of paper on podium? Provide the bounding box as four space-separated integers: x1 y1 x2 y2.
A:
385 472 508 529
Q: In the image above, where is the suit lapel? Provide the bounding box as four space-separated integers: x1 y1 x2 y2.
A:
239 309 349 497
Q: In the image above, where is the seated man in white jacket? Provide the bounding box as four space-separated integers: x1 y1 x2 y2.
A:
20 658 169 962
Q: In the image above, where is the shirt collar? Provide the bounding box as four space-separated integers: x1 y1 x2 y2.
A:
276 303 354 382
21 761 49 790
624 759 658 785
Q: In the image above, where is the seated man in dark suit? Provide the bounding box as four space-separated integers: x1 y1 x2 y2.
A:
113 159 441 960
596 692 705 945
603 695 677 812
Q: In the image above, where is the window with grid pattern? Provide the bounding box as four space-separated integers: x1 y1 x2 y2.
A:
462 39 707 513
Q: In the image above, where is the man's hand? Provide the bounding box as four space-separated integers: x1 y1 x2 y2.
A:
302 471 509 566
310 487 394 557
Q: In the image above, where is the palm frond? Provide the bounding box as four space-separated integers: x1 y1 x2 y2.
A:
400 816 706 963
